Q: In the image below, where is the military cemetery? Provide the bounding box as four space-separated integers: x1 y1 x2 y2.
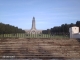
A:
0 0 80 60
0 17 80 60
0 17 70 39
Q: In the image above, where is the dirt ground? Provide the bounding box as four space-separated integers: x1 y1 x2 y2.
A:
0 38 80 59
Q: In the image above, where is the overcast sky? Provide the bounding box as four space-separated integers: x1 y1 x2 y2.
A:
0 0 80 30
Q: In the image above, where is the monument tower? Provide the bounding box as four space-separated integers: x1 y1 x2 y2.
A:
31 17 36 30
25 17 42 34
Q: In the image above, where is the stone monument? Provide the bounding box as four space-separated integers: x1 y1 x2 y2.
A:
31 17 36 30
25 17 42 34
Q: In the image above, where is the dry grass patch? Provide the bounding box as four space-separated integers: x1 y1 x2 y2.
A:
0 38 80 59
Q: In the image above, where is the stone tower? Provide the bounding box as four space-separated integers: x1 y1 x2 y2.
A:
31 17 36 30
25 17 42 34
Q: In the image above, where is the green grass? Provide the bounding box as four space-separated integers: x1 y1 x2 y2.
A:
0 33 69 39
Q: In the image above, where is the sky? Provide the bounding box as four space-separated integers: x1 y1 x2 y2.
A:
0 0 80 30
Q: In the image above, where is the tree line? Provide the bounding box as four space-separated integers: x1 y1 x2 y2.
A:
0 22 25 34
0 21 80 35
42 21 80 35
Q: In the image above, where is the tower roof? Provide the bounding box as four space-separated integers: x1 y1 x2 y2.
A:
32 17 35 22
33 16 35 19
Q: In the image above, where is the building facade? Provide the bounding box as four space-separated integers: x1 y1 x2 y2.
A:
25 17 42 34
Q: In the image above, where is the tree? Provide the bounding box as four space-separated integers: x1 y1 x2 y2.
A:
76 21 80 32
0 22 25 34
